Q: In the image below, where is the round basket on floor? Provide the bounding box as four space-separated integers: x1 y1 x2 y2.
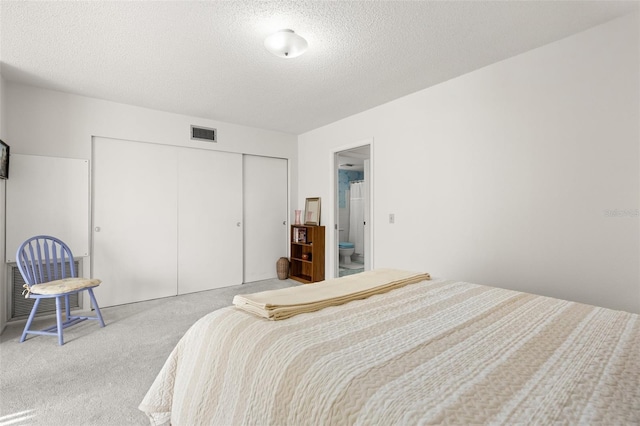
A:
276 257 289 280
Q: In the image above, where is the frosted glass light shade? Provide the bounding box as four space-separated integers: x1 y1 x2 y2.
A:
264 29 308 58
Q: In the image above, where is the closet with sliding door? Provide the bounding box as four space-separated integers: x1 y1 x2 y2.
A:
91 137 287 308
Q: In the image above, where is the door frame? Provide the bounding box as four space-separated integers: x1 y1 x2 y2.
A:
330 138 374 278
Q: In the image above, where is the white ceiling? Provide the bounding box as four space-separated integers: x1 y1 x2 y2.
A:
339 145 370 171
1 1 637 135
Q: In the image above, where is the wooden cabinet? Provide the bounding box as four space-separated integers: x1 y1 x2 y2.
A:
290 225 325 284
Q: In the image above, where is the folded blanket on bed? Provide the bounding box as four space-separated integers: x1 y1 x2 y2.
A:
233 268 430 320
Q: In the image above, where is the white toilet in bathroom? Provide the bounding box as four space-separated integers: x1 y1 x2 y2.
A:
339 242 355 265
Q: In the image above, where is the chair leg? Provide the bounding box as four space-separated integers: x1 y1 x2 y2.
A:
20 298 42 343
55 297 64 346
87 289 105 327
65 294 71 320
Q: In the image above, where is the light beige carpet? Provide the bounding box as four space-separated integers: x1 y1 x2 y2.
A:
0 278 298 426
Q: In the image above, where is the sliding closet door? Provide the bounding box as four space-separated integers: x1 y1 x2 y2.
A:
177 149 243 294
243 155 288 282
92 137 178 307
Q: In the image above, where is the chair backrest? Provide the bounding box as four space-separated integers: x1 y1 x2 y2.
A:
16 235 77 286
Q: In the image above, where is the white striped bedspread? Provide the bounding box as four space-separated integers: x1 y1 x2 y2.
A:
139 278 640 425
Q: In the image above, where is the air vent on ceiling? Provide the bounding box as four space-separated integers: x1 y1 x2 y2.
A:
191 125 217 142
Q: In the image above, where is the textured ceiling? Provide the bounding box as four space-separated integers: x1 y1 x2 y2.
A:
1 1 637 135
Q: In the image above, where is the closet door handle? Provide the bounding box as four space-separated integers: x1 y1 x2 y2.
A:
237 222 241 227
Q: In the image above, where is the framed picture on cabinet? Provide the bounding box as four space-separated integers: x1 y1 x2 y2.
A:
304 197 321 226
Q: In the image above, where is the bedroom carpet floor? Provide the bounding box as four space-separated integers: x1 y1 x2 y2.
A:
0 278 299 426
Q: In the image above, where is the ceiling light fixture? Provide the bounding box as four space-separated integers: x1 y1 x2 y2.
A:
264 29 308 58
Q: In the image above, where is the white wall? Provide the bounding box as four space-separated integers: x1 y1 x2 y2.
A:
2 82 297 327
6 83 297 160
298 12 640 313
0 73 7 333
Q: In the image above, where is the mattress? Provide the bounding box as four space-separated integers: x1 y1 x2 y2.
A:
139 275 640 425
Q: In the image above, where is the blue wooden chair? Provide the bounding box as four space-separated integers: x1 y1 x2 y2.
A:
16 235 105 345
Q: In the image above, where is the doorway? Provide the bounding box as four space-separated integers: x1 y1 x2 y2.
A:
333 143 372 278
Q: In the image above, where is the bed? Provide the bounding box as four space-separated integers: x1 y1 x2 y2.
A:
139 269 640 425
